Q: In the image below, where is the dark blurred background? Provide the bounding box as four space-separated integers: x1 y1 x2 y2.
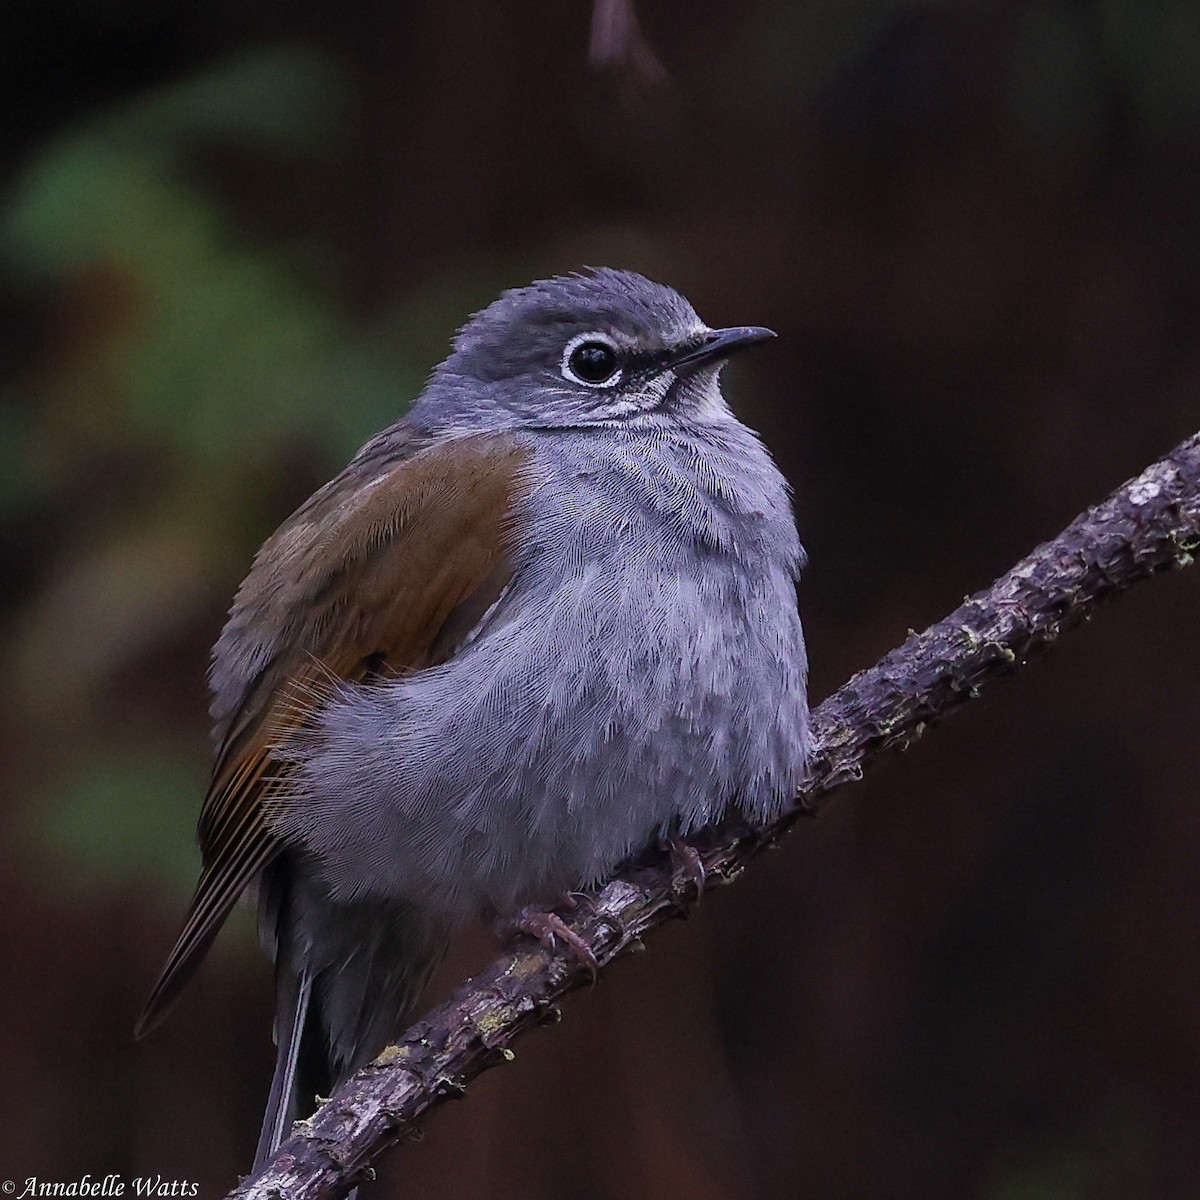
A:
2 1 1199 1197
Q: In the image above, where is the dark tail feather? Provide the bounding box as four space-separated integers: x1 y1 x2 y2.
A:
253 857 448 1177
253 961 314 1171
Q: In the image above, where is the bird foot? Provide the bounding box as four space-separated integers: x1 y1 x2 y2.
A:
504 904 599 981
662 833 707 901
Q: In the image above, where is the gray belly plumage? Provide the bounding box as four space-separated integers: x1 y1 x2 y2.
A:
272 421 809 925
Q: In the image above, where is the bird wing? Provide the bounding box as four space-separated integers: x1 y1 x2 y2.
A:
135 430 530 1036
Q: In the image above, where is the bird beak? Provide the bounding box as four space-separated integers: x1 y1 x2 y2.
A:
669 326 777 377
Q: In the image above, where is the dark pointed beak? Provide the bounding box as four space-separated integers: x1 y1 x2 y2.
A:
670 326 777 376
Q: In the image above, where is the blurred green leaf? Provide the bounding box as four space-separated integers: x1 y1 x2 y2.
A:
126 46 351 152
27 748 209 895
1 45 417 478
3 48 346 282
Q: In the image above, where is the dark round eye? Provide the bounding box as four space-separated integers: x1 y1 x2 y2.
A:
565 339 620 386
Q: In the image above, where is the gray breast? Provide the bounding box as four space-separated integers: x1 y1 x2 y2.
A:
275 418 810 923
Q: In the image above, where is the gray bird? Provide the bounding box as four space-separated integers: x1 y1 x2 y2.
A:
135 268 810 1170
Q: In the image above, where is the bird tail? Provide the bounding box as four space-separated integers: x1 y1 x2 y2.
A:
254 957 315 1171
253 857 447 1173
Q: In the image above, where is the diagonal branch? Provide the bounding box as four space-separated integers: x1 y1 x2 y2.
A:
232 430 1200 1200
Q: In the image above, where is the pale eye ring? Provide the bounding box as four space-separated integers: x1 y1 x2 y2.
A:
561 332 623 387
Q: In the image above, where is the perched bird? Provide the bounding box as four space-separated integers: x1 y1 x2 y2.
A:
135 268 810 1169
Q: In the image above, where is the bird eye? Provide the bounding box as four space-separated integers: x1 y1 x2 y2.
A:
562 334 622 387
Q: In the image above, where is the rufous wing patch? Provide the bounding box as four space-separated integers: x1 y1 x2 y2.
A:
135 432 530 1036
